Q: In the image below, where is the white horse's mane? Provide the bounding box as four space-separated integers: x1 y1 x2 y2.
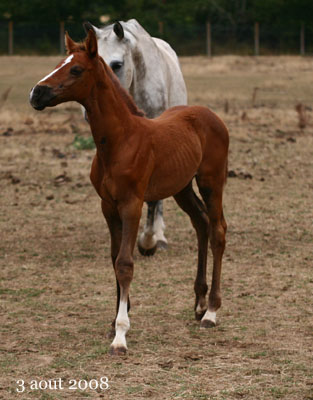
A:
100 19 151 43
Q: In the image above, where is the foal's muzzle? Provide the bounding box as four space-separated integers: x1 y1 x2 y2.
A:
29 85 55 111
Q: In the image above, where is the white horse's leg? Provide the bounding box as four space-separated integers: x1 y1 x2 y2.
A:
153 201 167 248
138 201 167 256
138 201 158 256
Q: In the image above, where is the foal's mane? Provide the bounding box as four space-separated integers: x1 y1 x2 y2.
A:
98 57 145 117
68 41 145 118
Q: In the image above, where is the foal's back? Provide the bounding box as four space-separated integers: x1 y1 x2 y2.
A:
141 105 229 202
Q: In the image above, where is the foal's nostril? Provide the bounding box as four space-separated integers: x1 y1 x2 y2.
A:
32 85 45 100
30 84 54 111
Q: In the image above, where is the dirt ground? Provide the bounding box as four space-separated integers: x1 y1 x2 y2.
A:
0 55 312 399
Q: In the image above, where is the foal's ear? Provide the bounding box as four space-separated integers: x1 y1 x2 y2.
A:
65 32 76 54
85 28 98 58
113 22 124 40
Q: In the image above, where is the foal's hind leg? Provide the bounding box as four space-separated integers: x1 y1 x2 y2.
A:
197 178 227 328
173 182 210 320
138 200 167 256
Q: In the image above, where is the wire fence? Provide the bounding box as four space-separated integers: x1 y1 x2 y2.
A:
1 20 313 56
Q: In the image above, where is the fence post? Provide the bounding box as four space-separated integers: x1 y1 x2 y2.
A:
8 20 13 55
206 21 211 57
158 21 164 37
60 21 65 54
254 22 259 56
300 23 305 56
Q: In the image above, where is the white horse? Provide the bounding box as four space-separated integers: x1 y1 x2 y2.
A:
85 19 187 255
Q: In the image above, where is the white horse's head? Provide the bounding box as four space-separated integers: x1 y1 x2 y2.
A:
83 19 187 118
85 21 136 91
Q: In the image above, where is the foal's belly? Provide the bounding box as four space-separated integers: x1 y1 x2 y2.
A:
144 138 202 201
144 171 196 201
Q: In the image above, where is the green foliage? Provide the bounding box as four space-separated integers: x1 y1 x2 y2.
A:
0 0 89 22
72 134 95 150
2 0 313 55
2 0 313 27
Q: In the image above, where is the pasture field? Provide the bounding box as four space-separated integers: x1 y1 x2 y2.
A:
0 55 312 399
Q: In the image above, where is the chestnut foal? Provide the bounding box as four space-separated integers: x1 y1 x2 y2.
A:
29 28 229 355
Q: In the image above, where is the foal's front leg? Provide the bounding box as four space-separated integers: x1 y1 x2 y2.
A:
101 200 123 338
110 197 143 355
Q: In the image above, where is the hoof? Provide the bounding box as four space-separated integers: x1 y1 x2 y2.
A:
200 319 216 329
109 345 127 356
195 310 206 321
138 243 157 257
157 240 168 250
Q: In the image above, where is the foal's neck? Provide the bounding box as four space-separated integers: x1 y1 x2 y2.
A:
83 58 143 149
83 83 132 149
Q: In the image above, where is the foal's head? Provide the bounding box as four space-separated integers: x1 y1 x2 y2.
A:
30 29 103 111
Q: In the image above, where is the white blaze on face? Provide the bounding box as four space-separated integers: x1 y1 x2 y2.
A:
38 54 74 84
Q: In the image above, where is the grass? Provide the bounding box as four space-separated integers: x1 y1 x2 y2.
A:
72 134 95 150
0 55 313 399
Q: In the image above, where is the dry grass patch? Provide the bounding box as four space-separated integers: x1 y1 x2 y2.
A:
0 56 312 399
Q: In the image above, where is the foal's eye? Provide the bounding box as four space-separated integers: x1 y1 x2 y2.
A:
110 61 123 74
70 66 84 76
